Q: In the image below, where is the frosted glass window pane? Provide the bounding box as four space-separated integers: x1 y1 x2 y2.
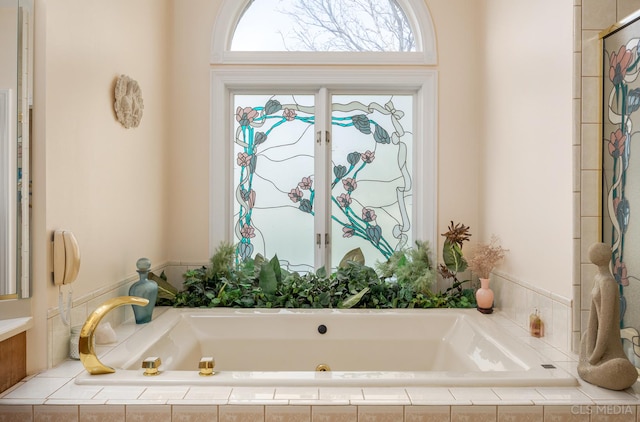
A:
330 95 413 269
231 0 415 52
233 94 315 272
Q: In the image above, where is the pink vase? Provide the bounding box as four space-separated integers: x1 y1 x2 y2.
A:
476 278 494 314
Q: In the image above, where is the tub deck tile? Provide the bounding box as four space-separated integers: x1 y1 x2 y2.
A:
1 377 68 400
93 385 146 400
351 400 412 406
139 386 190 401
230 387 275 401
406 388 467 406
168 399 228 405
185 386 232 400
44 398 107 405
105 399 168 405
318 388 363 401
47 379 103 400
577 382 638 401
291 400 351 406
362 388 411 402
275 388 319 400
449 388 500 402
229 399 290 405
491 388 545 403
534 388 593 405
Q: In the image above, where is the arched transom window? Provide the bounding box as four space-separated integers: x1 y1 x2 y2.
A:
232 0 416 52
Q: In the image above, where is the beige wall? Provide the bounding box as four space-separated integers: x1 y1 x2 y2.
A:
0 7 18 93
480 0 574 298
0 6 18 145
29 0 171 371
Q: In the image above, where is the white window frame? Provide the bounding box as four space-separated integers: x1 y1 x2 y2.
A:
210 67 438 263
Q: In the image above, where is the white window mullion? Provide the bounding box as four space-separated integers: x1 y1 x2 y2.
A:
314 88 331 271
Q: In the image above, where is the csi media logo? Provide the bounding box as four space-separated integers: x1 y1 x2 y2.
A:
571 405 634 415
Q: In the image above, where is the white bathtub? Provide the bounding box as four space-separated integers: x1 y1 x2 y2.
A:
74 307 576 387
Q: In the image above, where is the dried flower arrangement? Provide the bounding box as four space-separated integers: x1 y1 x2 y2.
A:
468 235 507 279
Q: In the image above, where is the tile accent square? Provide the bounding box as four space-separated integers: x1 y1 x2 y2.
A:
33 404 79 422
497 406 542 422
219 405 265 422
266 405 311 422
0 405 33 422
79 404 125 422
405 405 451 422
172 404 218 422
543 405 589 422
311 405 357 422
451 405 496 422
357 405 404 422
125 404 172 422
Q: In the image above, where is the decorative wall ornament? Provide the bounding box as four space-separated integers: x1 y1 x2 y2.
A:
114 74 144 128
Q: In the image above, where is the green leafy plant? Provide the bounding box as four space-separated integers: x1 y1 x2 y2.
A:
150 270 177 306
172 240 475 310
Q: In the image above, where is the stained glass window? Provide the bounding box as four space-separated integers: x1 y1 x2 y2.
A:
233 94 316 272
330 95 413 267
233 92 413 271
231 0 415 52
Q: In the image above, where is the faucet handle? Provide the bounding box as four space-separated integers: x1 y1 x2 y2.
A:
142 356 161 376
199 357 215 376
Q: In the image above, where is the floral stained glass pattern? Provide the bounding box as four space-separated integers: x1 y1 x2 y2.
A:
233 94 413 271
602 31 640 329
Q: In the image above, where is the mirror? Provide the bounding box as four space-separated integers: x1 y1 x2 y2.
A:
0 0 32 299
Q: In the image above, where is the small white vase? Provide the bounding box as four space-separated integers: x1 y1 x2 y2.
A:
475 277 494 314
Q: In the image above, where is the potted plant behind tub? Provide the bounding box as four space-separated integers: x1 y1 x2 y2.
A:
467 236 508 314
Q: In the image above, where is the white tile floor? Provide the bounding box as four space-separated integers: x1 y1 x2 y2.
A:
0 310 639 409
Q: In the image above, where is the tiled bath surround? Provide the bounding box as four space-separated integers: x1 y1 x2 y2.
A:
9 309 640 422
490 271 572 354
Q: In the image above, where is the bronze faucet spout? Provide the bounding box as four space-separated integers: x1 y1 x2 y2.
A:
79 296 149 375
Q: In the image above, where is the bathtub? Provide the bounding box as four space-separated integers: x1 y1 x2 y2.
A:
74 307 576 387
